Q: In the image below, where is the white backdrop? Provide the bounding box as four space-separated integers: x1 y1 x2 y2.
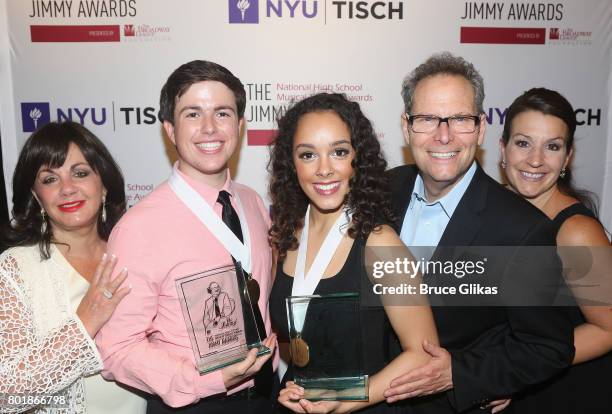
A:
1 0 611 230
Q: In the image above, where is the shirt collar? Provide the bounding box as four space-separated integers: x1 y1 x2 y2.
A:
412 161 477 218
173 162 234 206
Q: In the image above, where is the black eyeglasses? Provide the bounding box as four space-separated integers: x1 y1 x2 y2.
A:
407 114 481 134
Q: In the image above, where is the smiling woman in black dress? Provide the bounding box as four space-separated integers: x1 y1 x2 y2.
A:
268 93 438 413
500 87 612 413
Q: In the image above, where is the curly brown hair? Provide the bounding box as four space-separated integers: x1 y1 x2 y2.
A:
268 93 395 257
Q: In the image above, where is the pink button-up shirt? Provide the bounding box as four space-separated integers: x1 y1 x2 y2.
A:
96 169 274 408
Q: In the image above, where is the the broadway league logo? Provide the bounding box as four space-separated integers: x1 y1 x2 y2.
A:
124 24 135 36
21 102 51 132
550 28 560 40
229 0 259 24
548 27 592 45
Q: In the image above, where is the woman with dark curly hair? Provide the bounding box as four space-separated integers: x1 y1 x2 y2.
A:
268 93 437 413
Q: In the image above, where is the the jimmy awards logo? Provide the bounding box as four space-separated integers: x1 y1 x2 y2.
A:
229 0 259 23
21 102 51 132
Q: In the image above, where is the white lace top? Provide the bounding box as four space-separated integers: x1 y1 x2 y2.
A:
0 245 102 413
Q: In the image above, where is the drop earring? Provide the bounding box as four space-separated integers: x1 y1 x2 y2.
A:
101 195 107 223
559 168 566 179
40 208 47 235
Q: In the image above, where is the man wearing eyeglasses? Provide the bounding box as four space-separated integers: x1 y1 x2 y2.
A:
384 52 574 414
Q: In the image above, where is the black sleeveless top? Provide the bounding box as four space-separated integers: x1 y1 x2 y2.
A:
514 203 612 413
551 202 597 235
269 237 399 413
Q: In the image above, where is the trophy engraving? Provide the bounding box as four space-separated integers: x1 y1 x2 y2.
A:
176 264 269 373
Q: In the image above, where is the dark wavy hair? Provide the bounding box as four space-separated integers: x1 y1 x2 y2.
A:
268 93 395 256
502 87 598 216
2 122 126 259
159 60 246 123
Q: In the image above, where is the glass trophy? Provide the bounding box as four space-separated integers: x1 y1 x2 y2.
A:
176 264 270 374
286 293 369 401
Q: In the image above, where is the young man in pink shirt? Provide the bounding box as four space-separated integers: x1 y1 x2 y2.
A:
96 61 276 413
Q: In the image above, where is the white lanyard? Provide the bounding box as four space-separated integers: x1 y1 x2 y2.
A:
291 204 351 297
168 167 252 274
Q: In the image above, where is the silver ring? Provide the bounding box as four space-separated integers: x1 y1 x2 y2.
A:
102 288 113 299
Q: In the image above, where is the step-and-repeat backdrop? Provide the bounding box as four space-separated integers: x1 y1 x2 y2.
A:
1 0 611 230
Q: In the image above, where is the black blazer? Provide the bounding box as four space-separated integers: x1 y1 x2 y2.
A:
387 164 575 414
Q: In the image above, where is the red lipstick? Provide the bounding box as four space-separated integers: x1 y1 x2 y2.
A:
58 200 85 212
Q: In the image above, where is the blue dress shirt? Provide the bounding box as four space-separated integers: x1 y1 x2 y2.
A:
400 162 477 255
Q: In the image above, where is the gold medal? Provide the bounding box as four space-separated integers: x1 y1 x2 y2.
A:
237 265 260 303
246 277 260 303
290 336 310 367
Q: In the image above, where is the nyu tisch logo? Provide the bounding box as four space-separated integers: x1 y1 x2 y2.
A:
21 102 51 132
229 0 259 24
